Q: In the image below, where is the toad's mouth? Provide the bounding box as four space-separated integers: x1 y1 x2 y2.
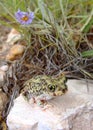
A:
53 91 64 96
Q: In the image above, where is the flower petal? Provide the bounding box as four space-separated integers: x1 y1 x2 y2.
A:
15 9 34 25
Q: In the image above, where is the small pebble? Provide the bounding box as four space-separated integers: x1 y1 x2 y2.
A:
0 65 8 72
0 70 5 82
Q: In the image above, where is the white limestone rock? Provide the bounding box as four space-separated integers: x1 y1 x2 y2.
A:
6 28 21 45
0 70 6 83
0 65 9 72
7 80 93 130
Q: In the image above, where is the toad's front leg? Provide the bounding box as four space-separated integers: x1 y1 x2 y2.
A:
35 97 54 111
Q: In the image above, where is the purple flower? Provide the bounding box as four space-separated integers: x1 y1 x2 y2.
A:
15 9 34 25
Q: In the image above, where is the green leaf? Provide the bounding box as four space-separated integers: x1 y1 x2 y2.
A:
81 50 93 57
38 0 50 22
81 9 93 33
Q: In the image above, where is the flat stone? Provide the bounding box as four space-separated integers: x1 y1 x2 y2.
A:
0 89 8 114
0 65 9 72
6 44 25 61
7 80 93 130
6 28 21 45
0 70 5 83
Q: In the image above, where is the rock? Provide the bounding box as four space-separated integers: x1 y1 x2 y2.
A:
2 43 10 52
0 89 8 114
6 44 26 61
0 69 7 91
6 28 21 45
7 79 93 130
0 65 9 72
0 61 8 72
6 53 15 61
9 44 25 56
0 70 6 83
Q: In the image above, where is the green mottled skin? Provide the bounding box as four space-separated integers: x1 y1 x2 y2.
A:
21 75 67 104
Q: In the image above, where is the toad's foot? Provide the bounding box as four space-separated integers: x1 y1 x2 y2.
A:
42 103 54 111
29 98 47 107
36 99 47 107
29 98 54 110
36 99 54 111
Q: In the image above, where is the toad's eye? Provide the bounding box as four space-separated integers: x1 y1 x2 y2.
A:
48 84 56 92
